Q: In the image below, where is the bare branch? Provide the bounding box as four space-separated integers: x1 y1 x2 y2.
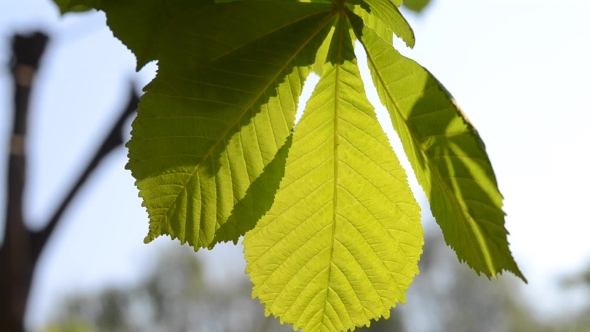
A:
30 86 139 263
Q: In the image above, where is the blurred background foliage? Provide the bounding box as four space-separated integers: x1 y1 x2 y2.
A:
43 246 293 332
43 227 590 332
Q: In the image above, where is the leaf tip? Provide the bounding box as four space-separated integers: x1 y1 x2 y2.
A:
507 267 528 284
135 58 153 72
143 222 162 244
491 267 528 284
143 234 155 244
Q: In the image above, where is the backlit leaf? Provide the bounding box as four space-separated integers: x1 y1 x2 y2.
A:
402 0 432 13
100 0 214 70
245 14 423 332
356 0 415 47
126 3 335 250
351 5 393 44
350 12 525 281
212 134 293 246
53 0 527 329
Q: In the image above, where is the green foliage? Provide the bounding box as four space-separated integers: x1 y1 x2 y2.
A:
349 15 525 281
244 17 422 331
53 0 525 330
46 247 295 332
357 0 414 47
401 0 431 13
126 2 333 249
53 0 96 14
100 0 215 71
44 320 95 332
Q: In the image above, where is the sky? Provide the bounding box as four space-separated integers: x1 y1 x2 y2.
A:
1 0 589 330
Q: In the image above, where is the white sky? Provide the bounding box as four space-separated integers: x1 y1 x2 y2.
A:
1 0 589 330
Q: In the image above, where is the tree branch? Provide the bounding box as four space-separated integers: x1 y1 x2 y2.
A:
0 31 49 332
1 30 140 331
30 86 139 264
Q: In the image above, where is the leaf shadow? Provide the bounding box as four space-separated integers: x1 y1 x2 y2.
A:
126 5 334 247
128 8 332 180
212 133 293 245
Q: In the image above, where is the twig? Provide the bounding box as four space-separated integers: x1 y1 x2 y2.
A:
30 86 139 263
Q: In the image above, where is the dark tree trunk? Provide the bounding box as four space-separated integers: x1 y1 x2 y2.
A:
0 32 48 332
0 31 139 331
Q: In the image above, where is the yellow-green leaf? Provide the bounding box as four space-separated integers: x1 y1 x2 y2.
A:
402 0 431 13
244 14 423 332
355 0 415 47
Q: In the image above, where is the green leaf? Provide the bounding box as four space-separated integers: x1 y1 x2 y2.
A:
154 2 333 72
350 13 526 281
312 25 334 75
355 0 415 48
402 0 431 13
212 134 293 246
351 5 393 44
126 3 335 250
53 0 98 14
244 14 423 332
95 0 338 71
54 0 212 66
100 0 214 70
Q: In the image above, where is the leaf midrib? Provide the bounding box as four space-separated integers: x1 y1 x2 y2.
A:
321 13 344 331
